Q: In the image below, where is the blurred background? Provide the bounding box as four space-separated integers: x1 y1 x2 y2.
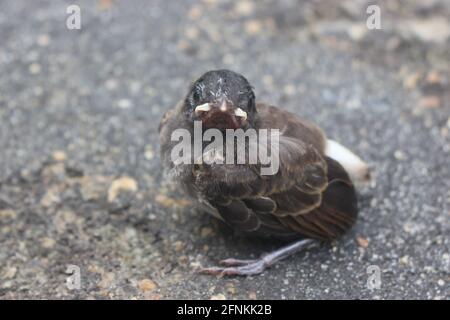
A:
0 0 449 299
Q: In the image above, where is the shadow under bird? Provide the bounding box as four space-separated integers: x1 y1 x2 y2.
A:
159 69 370 276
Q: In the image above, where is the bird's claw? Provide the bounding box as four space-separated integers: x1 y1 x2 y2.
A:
219 258 258 266
197 239 317 276
198 259 266 276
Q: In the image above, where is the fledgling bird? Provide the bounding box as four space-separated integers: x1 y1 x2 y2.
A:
159 69 369 276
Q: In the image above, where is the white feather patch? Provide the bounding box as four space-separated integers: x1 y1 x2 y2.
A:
325 139 370 182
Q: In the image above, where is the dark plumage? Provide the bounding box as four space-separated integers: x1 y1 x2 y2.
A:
159 70 363 276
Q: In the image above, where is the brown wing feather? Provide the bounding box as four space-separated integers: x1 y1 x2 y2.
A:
276 157 358 240
207 104 357 241
256 103 327 152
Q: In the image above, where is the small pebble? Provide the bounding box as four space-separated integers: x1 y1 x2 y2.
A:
1 267 17 279
40 237 56 249
403 72 421 89
399 255 410 265
99 0 114 10
356 236 369 248
144 145 154 160
244 20 263 35
234 1 255 16
283 84 296 96
425 71 442 84
394 150 406 160
107 177 138 202
210 293 226 300
173 241 185 252
105 79 119 90
419 96 440 109
155 194 191 208
138 279 157 292
200 227 214 238
188 6 202 19
29 63 41 74
0 209 17 219
40 189 61 208
262 75 274 86
225 282 236 295
52 150 67 162
117 99 133 109
37 34 50 46
185 27 199 40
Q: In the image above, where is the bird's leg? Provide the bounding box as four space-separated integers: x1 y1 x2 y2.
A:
199 239 318 276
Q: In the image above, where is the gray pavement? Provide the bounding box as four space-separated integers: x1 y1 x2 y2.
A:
0 0 449 299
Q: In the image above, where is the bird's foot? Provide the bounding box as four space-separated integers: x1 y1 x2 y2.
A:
199 257 268 276
198 239 317 277
220 258 258 266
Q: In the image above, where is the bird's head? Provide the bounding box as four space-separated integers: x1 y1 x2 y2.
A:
184 69 257 130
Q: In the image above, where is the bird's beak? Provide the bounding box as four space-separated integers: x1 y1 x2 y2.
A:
195 103 247 121
194 103 211 114
233 107 247 120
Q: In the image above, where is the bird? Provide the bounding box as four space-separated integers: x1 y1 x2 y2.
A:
159 69 370 276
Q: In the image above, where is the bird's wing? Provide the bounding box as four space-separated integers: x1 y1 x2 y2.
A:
272 156 357 240
201 103 357 240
